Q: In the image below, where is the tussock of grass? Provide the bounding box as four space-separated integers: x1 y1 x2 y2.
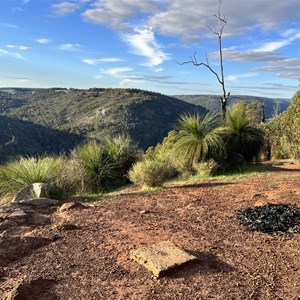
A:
0 156 62 196
129 158 177 187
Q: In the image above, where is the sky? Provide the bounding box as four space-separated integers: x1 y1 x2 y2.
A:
0 0 299 99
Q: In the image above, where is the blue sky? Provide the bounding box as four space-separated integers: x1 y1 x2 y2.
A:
0 0 299 98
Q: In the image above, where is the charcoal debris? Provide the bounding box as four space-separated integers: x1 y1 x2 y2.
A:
237 204 300 234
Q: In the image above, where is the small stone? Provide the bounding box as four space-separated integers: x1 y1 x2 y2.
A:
59 202 87 212
130 241 197 278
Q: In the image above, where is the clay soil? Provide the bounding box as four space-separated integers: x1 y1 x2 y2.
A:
1 164 300 300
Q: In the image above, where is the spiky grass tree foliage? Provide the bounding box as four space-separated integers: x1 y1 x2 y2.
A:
70 140 117 193
173 111 225 169
0 156 62 196
102 135 138 178
59 136 139 194
224 106 265 162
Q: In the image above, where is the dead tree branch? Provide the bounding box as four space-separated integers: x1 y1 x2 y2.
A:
179 0 230 118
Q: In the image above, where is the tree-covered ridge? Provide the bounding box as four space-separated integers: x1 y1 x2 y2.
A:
0 88 205 161
174 94 290 120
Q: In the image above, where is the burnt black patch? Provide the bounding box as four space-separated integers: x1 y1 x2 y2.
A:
237 204 300 234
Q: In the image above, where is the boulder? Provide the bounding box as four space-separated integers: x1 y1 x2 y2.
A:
12 183 56 203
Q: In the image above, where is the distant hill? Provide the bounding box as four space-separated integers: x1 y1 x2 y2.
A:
173 94 290 119
0 88 205 161
0 115 83 163
0 88 292 162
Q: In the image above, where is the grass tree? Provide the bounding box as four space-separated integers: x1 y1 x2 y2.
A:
224 106 265 162
173 111 226 169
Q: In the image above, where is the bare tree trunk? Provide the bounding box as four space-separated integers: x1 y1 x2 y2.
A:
179 0 230 119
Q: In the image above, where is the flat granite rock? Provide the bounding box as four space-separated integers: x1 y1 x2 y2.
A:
130 241 197 278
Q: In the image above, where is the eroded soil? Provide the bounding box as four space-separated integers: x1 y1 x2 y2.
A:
1 164 300 299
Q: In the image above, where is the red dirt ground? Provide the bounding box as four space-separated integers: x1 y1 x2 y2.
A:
1 164 300 299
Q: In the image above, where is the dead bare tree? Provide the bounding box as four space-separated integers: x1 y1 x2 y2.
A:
179 0 230 119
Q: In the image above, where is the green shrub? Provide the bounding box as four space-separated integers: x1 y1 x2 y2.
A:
129 158 177 187
0 156 62 196
266 90 300 160
193 159 219 177
58 136 139 194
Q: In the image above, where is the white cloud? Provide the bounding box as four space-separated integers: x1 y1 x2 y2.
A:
81 0 300 40
254 31 300 52
0 23 19 29
211 48 284 63
6 44 31 50
102 67 133 76
149 0 300 37
58 43 81 51
16 78 32 83
52 2 79 16
82 0 159 28
123 26 170 67
82 57 122 65
36 38 51 44
119 74 198 87
0 48 24 59
227 73 258 82
254 58 300 79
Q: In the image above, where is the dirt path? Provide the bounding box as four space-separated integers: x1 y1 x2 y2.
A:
1 164 300 299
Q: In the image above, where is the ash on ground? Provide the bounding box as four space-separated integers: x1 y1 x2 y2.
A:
237 204 300 234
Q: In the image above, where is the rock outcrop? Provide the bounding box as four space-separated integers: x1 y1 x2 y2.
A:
12 183 57 203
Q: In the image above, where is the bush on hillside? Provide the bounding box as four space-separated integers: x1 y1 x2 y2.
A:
266 90 300 160
128 158 177 187
193 159 220 177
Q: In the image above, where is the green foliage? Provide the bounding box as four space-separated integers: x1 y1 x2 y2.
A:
0 156 62 196
193 159 220 177
224 105 265 162
173 112 225 168
128 158 177 187
101 135 138 177
231 100 264 125
58 136 138 194
266 90 300 159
